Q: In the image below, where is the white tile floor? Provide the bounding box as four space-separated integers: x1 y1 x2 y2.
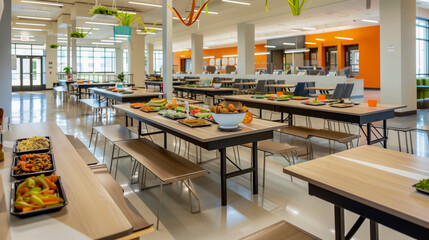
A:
8 90 429 240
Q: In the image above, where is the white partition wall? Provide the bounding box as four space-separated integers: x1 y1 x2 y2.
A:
0 0 11 118
237 23 255 75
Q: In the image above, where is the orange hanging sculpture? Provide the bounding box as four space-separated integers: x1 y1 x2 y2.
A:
166 0 211 26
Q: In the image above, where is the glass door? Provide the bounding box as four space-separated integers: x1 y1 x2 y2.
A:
12 56 44 91
325 46 338 72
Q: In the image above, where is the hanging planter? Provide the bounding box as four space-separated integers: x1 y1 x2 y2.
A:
89 4 118 16
114 12 140 42
166 0 211 26
138 20 158 33
70 28 92 38
265 0 312 16
49 44 59 49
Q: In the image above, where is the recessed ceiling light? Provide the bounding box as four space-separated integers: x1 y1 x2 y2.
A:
12 27 44 31
335 36 354 40
12 38 36 41
17 16 51 21
255 52 270 55
58 40 67 43
223 54 238 57
203 47 209 49
290 29 301 32
284 48 310 53
303 27 316 30
145 27 162 30
16 22 46 26
315 38 325 41
14 34 34 37
21 8 50 13
305 42 316 45
128 1 162 7
21 0 63 7
203 56 215 59
265 45 276 48
222 0 250 5
109 37 128 40
57 37 67 40
92 42 114 45
101 39 122 42
283 42 296 46
85 21 116 26
361 19 378 23
117 10 137 14
77 27 100 31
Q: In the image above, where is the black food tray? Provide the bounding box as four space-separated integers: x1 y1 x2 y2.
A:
140 109 158 113
330 104 354 108
157 112 187 120
413 184 429 196
10 176 68 217
178 120 211 128
13 136 52 155
11 153 56 180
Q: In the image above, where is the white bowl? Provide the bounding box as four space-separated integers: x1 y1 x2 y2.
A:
211 112 246 129
213 83 222 89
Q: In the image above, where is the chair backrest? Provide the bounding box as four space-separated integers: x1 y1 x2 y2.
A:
293 82 307 96
254 80 266 94
265 80 276 94
305 82 316 94
0 108 3 127
275 80 285 92
234 79 243 90
331 83 346 99
341 83 354 99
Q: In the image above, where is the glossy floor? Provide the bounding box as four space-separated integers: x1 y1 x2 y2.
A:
8 91 429 240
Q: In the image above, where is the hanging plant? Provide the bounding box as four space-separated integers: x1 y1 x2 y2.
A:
49 44 59 49
138 20 158 33
115 12 140 26
265 0 312 16
70 28 92 38
166 0 211 26
89 4 118 16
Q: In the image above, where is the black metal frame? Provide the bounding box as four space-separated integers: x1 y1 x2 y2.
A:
175 87 237 105
309 184 429 240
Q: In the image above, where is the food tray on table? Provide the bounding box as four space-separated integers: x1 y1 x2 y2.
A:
178 119 211 128
11 153 56 180
157 112 187 120
301 101 326 106
291 97 309 100
140 108 158 113
13 136 52 155
10 176 68 217
413 183 429 196
330 103 355 108
268 97 290 101
130 103 145 109
251 95 265 99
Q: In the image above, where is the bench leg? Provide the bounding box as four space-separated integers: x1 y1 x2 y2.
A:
262 151 266 188
102 138 107 163
183 179 201 214
115 146 120 179
89 128 95 148
157 182 163 230
110 145 116 173
93 132 99 154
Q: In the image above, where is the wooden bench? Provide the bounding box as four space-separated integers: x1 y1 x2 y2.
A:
66 135 99 165
80 98 109 120
113 138 209 229
240 220 319 240
53 86 68 100
89 164 154 239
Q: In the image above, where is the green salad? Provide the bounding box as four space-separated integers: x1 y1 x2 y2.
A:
416 179 429 191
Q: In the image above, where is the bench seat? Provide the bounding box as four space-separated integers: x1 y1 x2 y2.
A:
240 220 319 240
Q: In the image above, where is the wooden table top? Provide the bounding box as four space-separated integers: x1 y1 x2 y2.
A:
184 79 201 82
1 123 133 239
114 104 285 143
305 86 335 91
234 82 257 86
283 145 429 229
173 86 237 92
224 95 405 117
218 80 234 84
91 88 160 98
265 84 296 88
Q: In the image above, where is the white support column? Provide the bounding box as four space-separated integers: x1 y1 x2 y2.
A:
237 23 255 75
162 0 173 99
380 0 416 113
71 20 77 79
130 30 145 87
46 35 57 89
116 47 123 74
148 43 154 74
191 33 203 74
0 0 11 118
66 26 71 69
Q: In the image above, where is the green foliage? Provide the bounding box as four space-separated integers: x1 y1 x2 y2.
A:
265 0 313 16
49 44 58 49
115 12 140 26
137 20 158 33
89 4 118 16
117 72 125 82
63 67 72 75
416 179 429 191
70 28 92 38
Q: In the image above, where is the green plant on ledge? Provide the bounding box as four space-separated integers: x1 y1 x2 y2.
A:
70 28 92 38
90 4 118 16
49 44 59 49
117 72 125 83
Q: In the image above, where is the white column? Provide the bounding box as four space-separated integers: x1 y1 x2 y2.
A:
191 33 203 74
0 0 11 118
46 35 57 89
147 43 154 74
162 0 173 99
380 0 416 113
71 20 77 79
130 30 145 87
66 26 71 69
237 23 255 75
116 47 123 74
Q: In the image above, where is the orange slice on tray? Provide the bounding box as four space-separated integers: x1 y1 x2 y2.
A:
242 112 253 124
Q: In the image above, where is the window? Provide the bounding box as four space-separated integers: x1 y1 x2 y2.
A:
57 46 67 72
123 49 129 73
58 46 117 73
154 50 163 73
417 18 429 77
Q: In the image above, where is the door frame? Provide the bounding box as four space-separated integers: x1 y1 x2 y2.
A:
12 55 44 92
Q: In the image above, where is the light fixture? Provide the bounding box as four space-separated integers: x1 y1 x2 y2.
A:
194 9 218 14
128 1 162 7
21 0 63 7
17 16 51 20
289 29 301 32
77 27 100 31
173 49 189 52
284 48 310 53
283 42 296 46
21 8 50 13
255 52 270 55
137 32 155 35
58 40 67 43
85 21 116 26
16 22 46 26
305 42 316 45
117 10 137 14
222 54 238 57
335 36 354 40
109 37 128 40
222 0 250 5
361 19 378 23
13 34 34 38
203 47 209 49
315 38 325 41
144 27 162 30
265 45 276 48
115 34 130 37
203 56 215 59
302 27 316 30
92 42 114 45
101 39 122 42
57 37 67 40
12 27 43 31
12 38 36 41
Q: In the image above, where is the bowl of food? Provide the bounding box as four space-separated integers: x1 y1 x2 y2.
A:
210 101 248 130
213 83 222 89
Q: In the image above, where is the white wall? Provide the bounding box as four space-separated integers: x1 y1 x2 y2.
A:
0 0 11 118
46 35 57 89
130 31 145 87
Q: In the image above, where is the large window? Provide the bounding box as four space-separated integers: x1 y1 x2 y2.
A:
417 18 429 77
123 49 129 73
154 50 163 73
57 46 68 73
11 44 45 56
57 46 116 73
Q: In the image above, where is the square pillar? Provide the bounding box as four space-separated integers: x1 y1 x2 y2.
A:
116 48 123 74
380 0 417 113
130 30 145 87
147 43 154 74
46 35 57 89
237 23 255 75
162 0 173 99
0 0 11 118
191 34 203 74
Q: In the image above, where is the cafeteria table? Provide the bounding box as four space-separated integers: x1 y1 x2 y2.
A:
145 80 186 91
91 88 160 104
174 86 238 105
305 86 335 94
71 82 135 99
224 95 405 147
283 145 429 240
113 104 286 206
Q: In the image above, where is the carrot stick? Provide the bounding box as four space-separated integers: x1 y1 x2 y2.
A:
22 207 33 212
43 200 60 205
42 190 55 195
44 177 57 190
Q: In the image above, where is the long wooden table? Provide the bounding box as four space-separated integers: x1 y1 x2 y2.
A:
90 88 160 103
1 123 137 239
224 95 405 147
283 145 429 240
113 104 286 206
145 80 185 91
71 82 135 99
174 86 238 105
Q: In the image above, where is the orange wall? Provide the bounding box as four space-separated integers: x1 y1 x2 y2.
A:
173 44 268 73
305 26 380 89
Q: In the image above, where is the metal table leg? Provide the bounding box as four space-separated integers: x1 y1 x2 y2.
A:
370 220 379 240
164 132 167 149
367 123 371 145
220 148 227 206
383 120 387 148
252 142 258 195
335 205 345 240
